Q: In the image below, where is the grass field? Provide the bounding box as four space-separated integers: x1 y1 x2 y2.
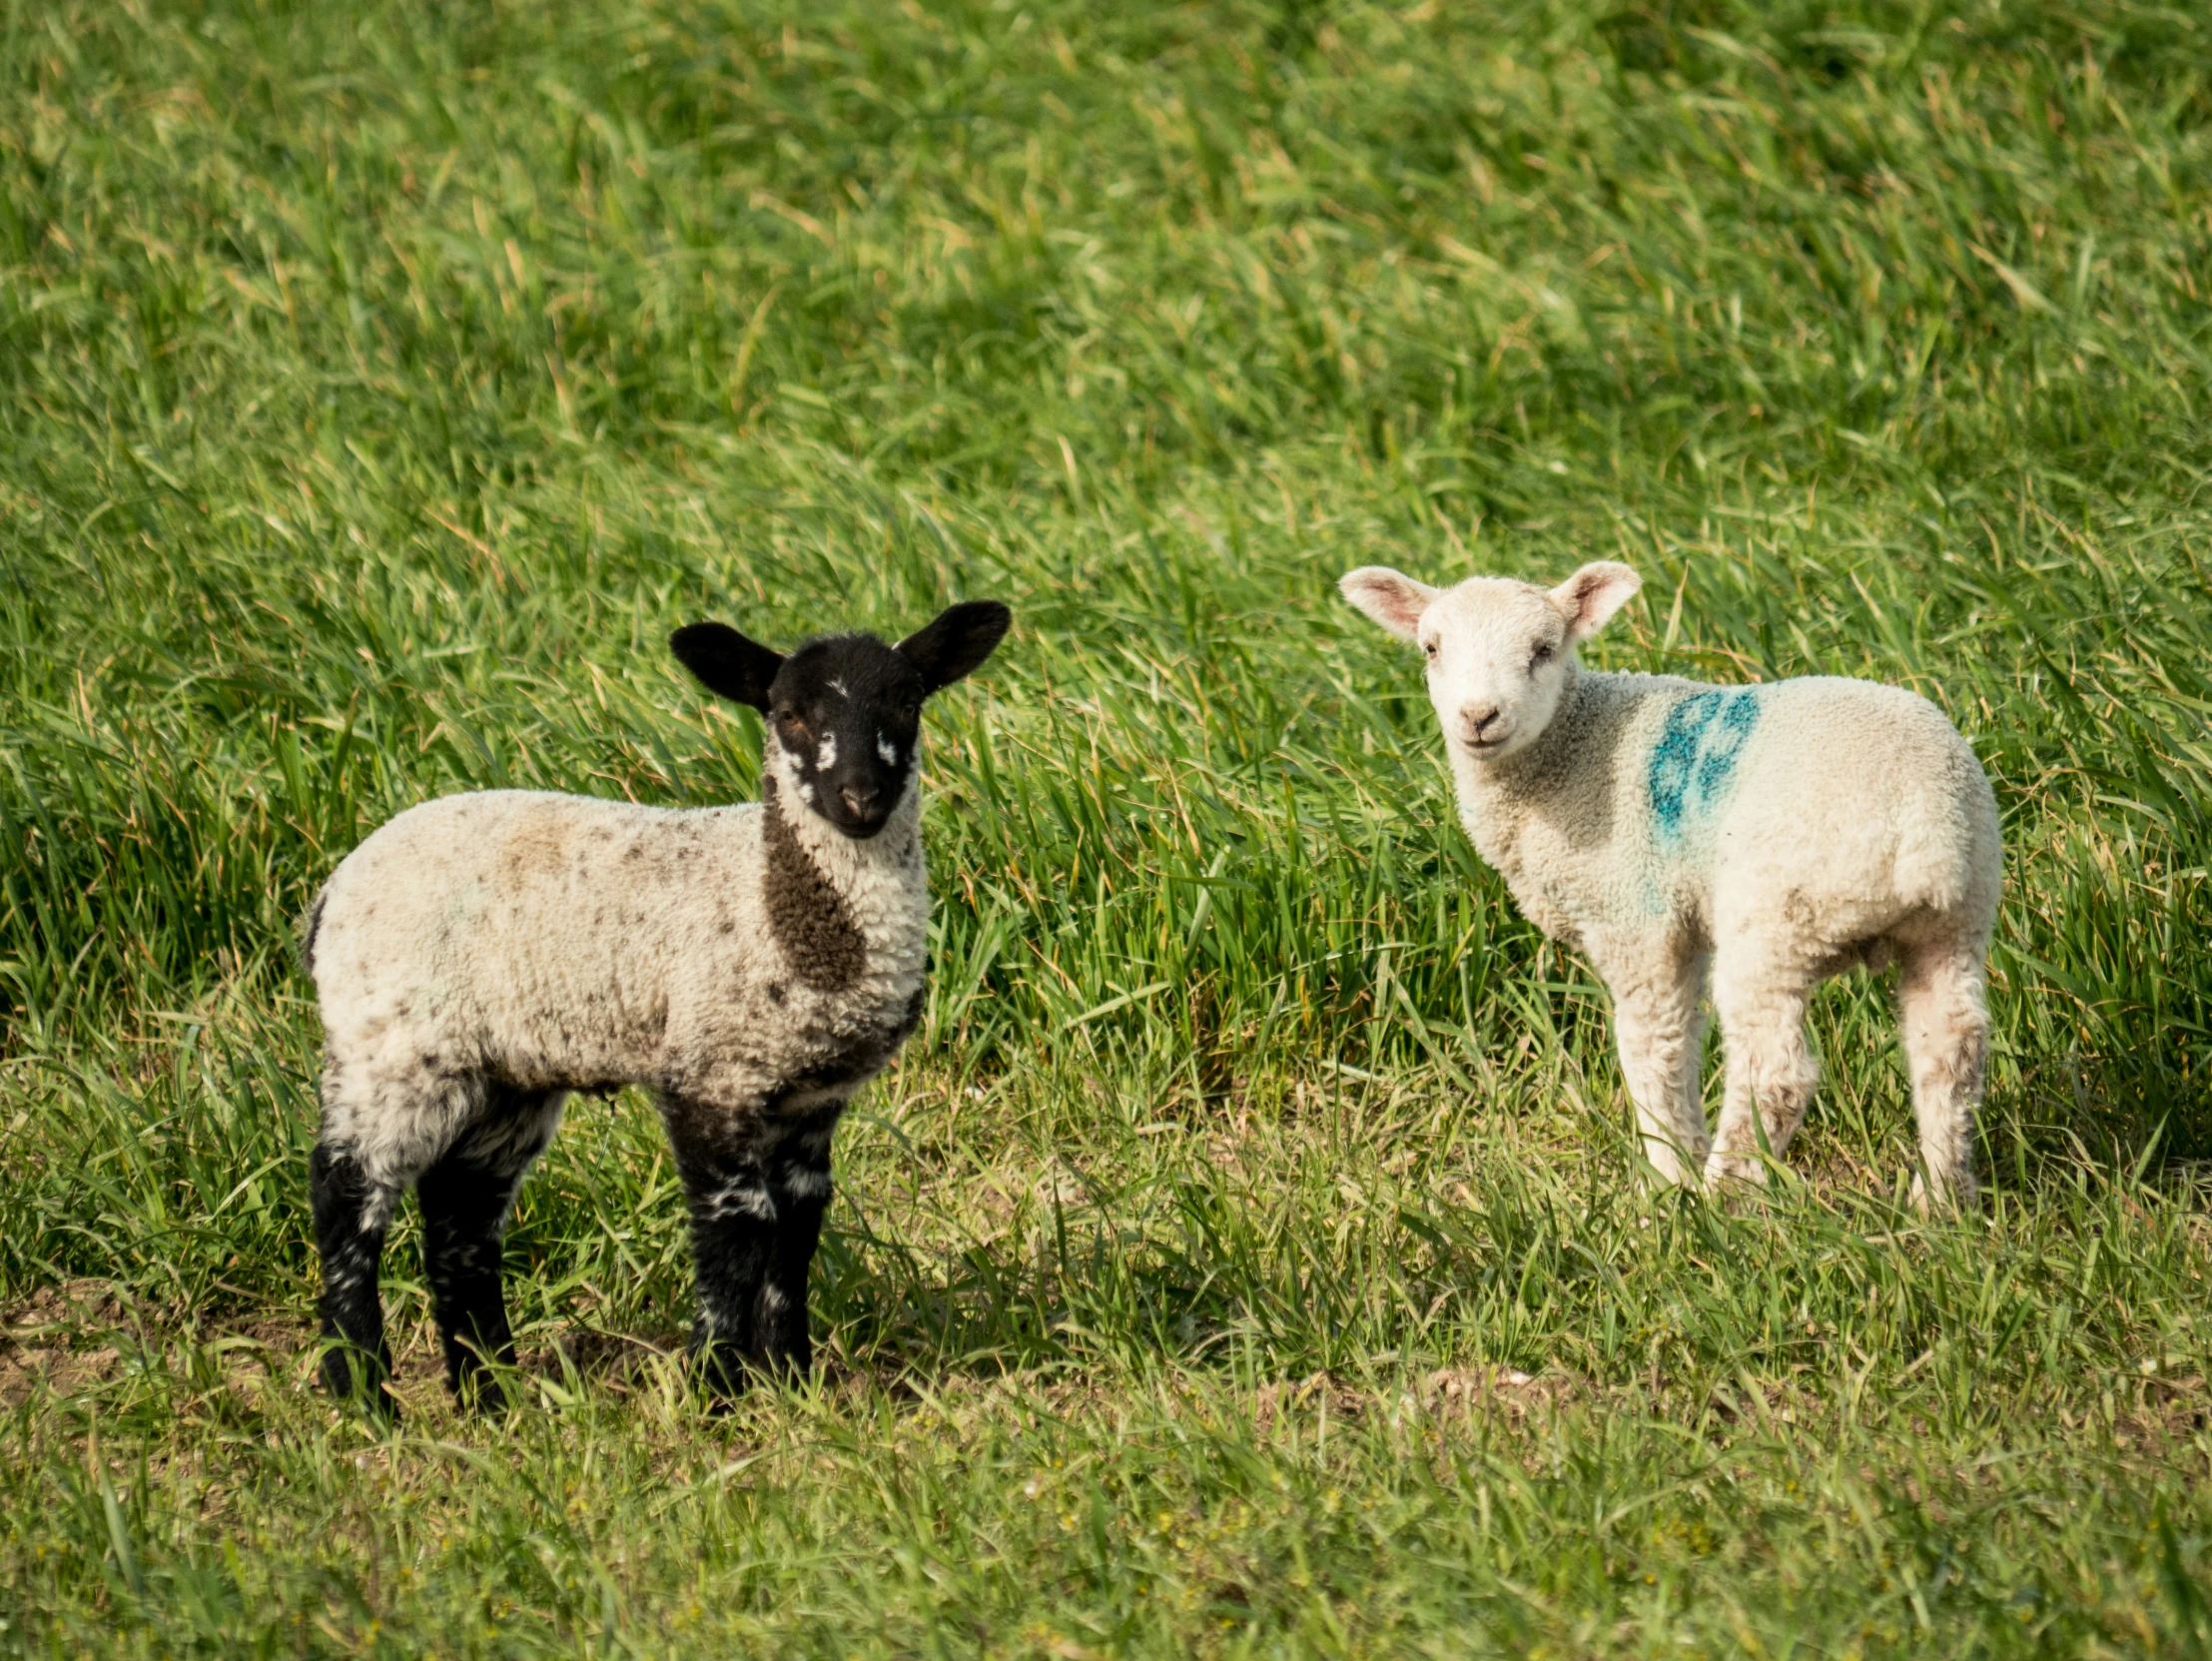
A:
4 0 2212 1652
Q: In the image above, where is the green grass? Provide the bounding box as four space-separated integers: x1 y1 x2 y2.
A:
4 0 2212 1652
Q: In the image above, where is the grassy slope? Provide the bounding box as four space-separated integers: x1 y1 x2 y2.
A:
3 0 2212 1652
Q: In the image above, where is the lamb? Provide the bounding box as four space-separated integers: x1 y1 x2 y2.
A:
1339 561 2001 1209
303 599 1011 1414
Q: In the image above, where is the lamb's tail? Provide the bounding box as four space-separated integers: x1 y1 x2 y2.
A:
1892 752 2002 927
299 886 329 981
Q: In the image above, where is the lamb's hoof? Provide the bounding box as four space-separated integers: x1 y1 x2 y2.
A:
1908 1172 1978 1218
1702 1153 1771 1210
448 1372 509 1416
689 1344 755 1411
321 1352 401 1422
333 1383 401 1423
690 1337 813 1411
1640 1145 1709 1192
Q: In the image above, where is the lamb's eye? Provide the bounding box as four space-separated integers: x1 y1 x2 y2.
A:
1423 641 1439 660
1529 642 1555 671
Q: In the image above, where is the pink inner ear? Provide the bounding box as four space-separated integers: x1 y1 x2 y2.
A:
1567 573 1610 629
1345 573 1429 637
1559 564 1639 638
1376 584 1427 633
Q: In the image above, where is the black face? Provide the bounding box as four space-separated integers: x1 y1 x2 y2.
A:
671 600 1012 841
766 635 926 837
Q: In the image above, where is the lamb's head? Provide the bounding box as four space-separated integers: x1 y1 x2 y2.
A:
671 600 1012 838
1339 561 1641 762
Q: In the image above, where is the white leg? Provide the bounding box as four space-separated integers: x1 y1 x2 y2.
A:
1706 955 1819 1189
1898 938 1989 1213
1602 944 1711 1186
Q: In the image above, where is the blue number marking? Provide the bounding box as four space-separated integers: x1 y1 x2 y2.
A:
1648 688 1759 842
1695 692 1758 798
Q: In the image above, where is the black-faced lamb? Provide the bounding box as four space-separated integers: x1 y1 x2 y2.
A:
303 600 1011 1413
1340 561 2001 1209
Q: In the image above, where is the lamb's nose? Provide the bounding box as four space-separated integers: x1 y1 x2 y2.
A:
841 784 879 818
1464 705 1501 739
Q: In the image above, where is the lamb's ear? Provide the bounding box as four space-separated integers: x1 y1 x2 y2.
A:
670 621 785 711
1338 567 1438 643
1550 562 1642 643
897 599 1012 694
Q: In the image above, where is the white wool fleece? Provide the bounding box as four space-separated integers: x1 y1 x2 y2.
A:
1342 560 2003 1207
310 732 928 1202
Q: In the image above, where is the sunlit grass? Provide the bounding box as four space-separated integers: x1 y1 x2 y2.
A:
4 0 2212 1653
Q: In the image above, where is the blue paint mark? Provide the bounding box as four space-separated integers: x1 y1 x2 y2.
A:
1649 692 1722 835
1648 688 1760 841
1695 692 1758 798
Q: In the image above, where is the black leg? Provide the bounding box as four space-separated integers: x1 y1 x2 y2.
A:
311 1139 397 1417
757 1106 845 1376
416 1091 560 1412
670 1128 778 1399
416 1154 521 1409
665 1098 849 1400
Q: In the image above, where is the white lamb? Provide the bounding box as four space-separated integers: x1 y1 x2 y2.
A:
303 600 1011 1413
1340 561 2002 1208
